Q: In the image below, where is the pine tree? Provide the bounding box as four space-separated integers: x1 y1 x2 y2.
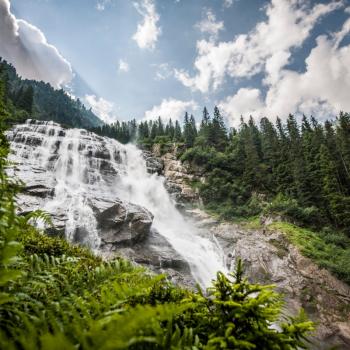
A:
150 121 158 140
259 117 279 191
165 118 175 140
201 107 210 128
336 112 350 188
190 114 197 138
174 120 182 141
157 116 164 136
183 112 196 147
207 106 227 151
16 85 34 114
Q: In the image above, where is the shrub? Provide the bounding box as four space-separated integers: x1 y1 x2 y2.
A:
265 193 322 226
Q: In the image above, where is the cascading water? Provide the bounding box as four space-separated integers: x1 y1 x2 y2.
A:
7 120 227 287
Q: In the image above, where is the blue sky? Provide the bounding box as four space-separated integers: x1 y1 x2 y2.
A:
2 0 350 126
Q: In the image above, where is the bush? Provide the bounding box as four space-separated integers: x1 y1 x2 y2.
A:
265 193 322 226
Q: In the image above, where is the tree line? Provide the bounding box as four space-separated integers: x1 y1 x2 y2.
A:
181 109 350 235
0 58 102 128
92 106 350 235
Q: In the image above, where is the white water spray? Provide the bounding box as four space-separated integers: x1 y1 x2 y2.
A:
7 120 227 287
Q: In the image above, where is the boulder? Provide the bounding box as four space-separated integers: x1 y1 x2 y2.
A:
97 200 154 246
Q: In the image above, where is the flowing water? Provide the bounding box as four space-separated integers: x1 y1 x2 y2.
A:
7 120 227 287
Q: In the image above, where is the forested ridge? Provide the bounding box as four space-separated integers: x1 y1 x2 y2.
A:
0 64 315 349
93 108 350 235
0 58 102 129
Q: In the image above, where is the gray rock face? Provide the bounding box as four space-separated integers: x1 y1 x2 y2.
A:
143 151 164 174
97 200 154 245
148 145 201 206
6 120 193 285
188 208 350 350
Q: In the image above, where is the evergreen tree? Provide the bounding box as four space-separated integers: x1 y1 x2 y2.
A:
150 121 158 140
165 118 175 140
183 112 197 147
190 114 197 138
207 106 227 151
201 106 210 128
336 112 350 188
157 116 164 136
174 120 182 141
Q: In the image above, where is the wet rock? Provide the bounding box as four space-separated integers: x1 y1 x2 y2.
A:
193 211 350 350
24 185 54 198
73 226 91 246
101 229 193 288
143 151 164 174
155 148 200 205
98 200 154 245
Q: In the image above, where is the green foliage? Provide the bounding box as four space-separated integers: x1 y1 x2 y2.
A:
265 194 322 227
269 222 350 285
0 58 102 128
178 111 350 237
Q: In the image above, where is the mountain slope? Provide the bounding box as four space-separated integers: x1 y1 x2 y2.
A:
0 58 103 128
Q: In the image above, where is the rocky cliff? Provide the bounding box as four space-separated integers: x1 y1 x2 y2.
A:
149 145 350 350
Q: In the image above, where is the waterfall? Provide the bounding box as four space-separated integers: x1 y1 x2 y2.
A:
7 120 227 287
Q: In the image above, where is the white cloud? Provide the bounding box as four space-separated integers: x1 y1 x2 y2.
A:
223 0 234 8
220 17 350 126
195 9 224 40
219 88 264 126
144 98 198 121
153 63 172 80
0 0 73 88
118 59 129 72
176 0 342 93
85 95 118 124
96 0 111 11
132 0 161 50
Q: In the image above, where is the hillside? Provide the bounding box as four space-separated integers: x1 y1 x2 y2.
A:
0 58 103 129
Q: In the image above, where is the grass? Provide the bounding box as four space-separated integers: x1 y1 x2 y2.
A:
240 216 262 229
268 222 350 285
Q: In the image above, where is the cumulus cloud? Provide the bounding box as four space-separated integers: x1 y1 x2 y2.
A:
118 59 129 72
96 0 111 11
219 88 264 126
144 98 198 121
195 9 224 40
0 0 73 88
85 95 118 124
220 17 350 126
175 0 342 93
132 0 161 50
223 0 234 8
153 62 172 80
